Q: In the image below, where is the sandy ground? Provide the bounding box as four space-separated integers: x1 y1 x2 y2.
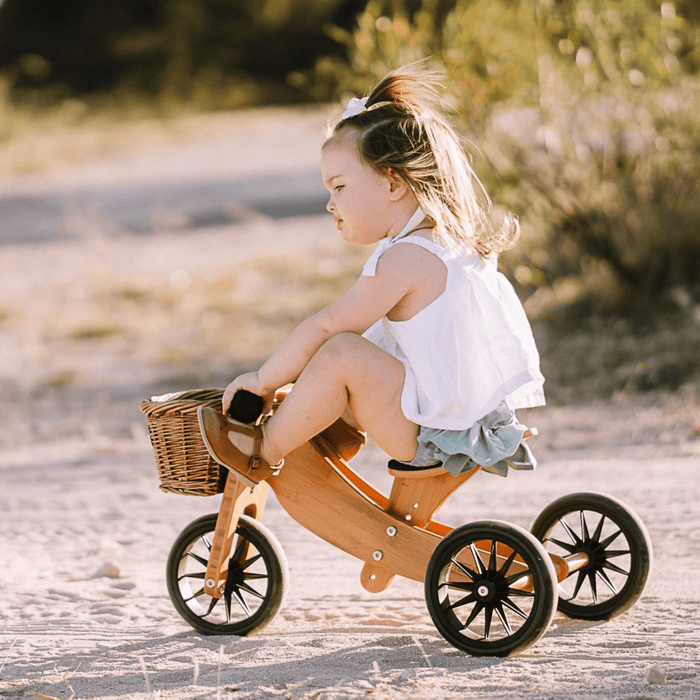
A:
1 106 699 699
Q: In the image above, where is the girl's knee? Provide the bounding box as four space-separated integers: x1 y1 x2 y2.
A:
304 332 366 379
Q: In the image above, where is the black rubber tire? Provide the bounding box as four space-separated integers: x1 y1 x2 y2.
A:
531 492 652 621
425 520 558 657
167 513 288 635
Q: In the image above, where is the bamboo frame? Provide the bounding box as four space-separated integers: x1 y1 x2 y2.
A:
200 398 551 597
203 476 269 598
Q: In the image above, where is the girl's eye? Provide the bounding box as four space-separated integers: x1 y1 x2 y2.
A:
334 185 344 192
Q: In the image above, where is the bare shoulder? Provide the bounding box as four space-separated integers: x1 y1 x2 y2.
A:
376 240 446 279
375 242 447 320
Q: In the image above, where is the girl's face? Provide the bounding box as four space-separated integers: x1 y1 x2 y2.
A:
321 140 404 246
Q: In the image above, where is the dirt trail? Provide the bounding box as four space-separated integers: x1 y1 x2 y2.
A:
1 105 699 699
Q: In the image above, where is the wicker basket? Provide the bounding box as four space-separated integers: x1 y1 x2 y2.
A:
140 388 227 496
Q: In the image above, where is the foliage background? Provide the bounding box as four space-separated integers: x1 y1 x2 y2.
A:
307 0 700 316
1 0 699 398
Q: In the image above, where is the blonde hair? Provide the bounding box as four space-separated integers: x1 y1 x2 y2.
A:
327 61 519 257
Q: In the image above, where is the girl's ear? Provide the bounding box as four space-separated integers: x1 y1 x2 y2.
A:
385 168 409 200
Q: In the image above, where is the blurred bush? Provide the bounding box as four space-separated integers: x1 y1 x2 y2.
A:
498 0 700 320
2 0 699 317
308 0 700 317
0 0 365 109
301 0 539 129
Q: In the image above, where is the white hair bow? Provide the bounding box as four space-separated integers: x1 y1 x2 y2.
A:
342 96 368 120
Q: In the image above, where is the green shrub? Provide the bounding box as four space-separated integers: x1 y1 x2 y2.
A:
313 0 700 313
308 0 539 129
500 0 700 312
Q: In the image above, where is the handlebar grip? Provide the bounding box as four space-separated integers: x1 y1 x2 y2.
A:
227 390 264 424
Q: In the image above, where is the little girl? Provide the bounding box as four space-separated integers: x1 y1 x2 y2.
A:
198 62 545 485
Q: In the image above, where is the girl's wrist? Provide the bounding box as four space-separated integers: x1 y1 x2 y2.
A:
256 369 275 396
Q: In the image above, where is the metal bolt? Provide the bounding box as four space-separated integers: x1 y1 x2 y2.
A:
373 550 383 561
386 526 397 537
205 578 216 589
477 585 490 597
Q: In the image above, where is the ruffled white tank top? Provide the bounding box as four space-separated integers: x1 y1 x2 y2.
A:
362 212 545 431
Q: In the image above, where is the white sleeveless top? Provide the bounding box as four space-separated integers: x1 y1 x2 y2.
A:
362 216 545 431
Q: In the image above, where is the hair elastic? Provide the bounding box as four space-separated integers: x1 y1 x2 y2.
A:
342 96 368 120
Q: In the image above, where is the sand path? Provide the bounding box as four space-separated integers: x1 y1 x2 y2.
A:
1 105 699 699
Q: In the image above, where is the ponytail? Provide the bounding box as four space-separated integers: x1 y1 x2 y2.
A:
329 61 519 256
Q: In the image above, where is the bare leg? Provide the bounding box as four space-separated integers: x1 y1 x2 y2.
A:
229 332 419 465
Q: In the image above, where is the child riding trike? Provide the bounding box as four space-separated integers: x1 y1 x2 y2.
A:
141 387 652 658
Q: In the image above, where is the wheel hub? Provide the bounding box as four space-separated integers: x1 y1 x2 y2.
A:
475 581 496 602
578 539 608 574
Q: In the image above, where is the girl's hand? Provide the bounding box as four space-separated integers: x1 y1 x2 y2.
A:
222 372 275 415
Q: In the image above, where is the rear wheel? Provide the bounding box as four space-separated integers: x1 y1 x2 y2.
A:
167 513 288 635
531 492 652 620
425 520 558 657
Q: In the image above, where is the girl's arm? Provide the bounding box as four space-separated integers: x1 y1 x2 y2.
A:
222 244 426 412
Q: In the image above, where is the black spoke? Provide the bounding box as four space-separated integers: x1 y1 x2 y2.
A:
559 518 582 547
451 557 478 582
469 544 487 576
230 537 247 565
604 548 631 560
603 559 630 576
587 570 599 603
501 596 529 620
178 571 206 583
237 553 263 572
505 568 532 587
599 529 623 549
494 603 513 636
460 601 485 631
545 536 577 553
483 605 493 639
224 591 232 623
242 572 269 581
570 570 587 599
506 587 535 598
497 549 518 576
488 540 498 573
580 511 590 543
441 580 473 594
186 550 209 568
183 586 206 603
447 592 477 611
204 595 218 617
591 514 606 543
230 588 253 616
235 581 265 600
596 568 619 596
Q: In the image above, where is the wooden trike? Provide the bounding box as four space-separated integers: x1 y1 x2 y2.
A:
142 388 652 657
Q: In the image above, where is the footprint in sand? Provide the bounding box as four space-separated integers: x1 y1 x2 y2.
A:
89 602 125 625
102 580 136 598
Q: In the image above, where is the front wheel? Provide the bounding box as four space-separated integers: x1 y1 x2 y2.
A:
425 520 558 657
531 492 652 620
167 513 288 635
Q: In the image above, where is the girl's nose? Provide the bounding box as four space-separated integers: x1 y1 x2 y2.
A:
326 196 335 213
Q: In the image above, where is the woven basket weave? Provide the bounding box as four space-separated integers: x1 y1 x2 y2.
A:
140 388 227 496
